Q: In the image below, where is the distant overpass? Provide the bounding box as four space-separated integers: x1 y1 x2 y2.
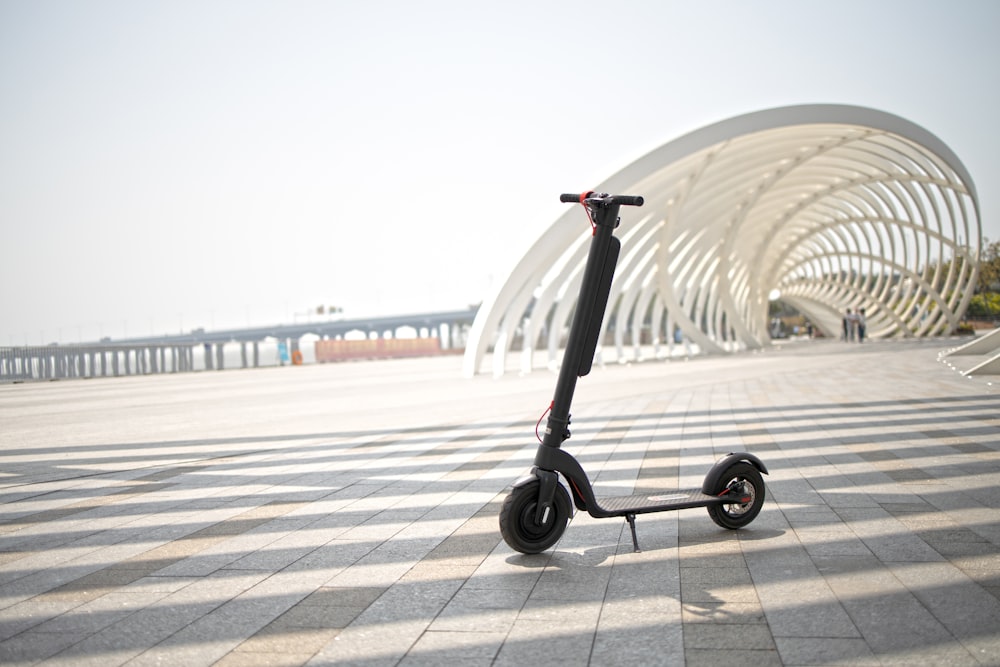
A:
113 308 479 347
1 307 479 382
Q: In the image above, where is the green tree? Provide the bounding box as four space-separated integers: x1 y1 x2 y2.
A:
977 237 1000 293
967 293 1000 317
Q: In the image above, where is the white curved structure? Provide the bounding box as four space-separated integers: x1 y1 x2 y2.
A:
464 105 981 377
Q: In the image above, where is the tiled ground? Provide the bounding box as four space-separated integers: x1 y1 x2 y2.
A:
1 338 998 665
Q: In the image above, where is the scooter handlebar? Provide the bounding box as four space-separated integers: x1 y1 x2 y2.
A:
560 192 644 206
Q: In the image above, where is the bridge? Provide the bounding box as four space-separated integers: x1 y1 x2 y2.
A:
0 307 479 383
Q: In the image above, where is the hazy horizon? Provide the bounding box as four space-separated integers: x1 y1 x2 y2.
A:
3 0 998 345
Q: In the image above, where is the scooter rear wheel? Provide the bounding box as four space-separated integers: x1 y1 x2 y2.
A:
707 461 765 529
499 480 572 554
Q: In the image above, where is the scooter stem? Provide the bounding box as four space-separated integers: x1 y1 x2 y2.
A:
540 198 623 450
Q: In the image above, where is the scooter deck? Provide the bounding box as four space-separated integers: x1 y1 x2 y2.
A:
595 489 723 516
593 489 729 552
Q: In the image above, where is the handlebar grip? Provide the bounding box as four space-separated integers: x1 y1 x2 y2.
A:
560 193 644 206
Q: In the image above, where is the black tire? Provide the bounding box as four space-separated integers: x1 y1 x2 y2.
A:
499 480 572 554
707 462 765 529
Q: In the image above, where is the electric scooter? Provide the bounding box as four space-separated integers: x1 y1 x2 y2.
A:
499 191 768 554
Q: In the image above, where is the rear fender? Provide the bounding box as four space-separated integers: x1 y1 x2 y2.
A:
701 452 768 495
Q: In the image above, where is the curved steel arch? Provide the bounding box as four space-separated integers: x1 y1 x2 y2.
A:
463 105 981 377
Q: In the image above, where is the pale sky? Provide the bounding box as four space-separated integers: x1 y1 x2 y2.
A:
2 0 998 345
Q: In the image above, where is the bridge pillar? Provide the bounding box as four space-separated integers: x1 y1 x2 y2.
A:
240 342 248 369
215 344 225 371
253 342 260 367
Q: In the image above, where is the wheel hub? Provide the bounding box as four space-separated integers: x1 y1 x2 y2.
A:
723 480 755 515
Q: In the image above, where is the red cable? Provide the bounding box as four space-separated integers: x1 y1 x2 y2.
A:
580 190 597 235
535 400 554 443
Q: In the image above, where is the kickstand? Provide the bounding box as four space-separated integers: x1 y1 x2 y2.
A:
625 513 641 552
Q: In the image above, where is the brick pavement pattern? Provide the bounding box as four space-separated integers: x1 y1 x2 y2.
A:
1 338 998 666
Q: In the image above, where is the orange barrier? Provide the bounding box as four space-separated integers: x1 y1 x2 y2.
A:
315 337 442 363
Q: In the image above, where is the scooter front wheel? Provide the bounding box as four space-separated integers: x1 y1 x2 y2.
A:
707 461 765 529
499 479 572 554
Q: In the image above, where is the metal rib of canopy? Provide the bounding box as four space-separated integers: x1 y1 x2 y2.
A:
463 105 981 378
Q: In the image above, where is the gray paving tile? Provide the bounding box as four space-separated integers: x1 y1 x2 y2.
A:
0 340 996 666
493 618 597 666
0 630 89 666
774 637 879 665
886 561 1000 660
684 647 783 666
591 622 684 665
405 629 505 660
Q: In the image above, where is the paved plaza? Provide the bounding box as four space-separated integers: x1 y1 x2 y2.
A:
1 337 999 666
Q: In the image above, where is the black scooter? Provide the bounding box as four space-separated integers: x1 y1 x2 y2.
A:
499 192 768 554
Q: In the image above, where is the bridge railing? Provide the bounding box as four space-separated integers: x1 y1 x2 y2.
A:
0 344 196 383
2 308 480 383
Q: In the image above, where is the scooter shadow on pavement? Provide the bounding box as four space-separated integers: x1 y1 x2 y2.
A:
503 525 786 568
